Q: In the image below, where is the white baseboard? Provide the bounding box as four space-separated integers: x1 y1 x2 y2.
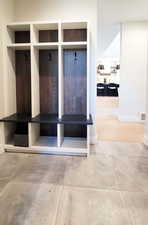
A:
0 146 4 154
90 135 97 145
144 135 148 146
118 115 144 123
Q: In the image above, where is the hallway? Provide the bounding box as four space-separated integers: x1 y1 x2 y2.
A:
96 97 144 142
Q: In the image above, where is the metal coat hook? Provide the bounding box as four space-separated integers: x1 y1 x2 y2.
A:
48 52 52 61
74 51 78 61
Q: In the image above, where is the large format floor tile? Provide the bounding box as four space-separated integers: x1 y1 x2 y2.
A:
0 153 28 181
0 180 9 195
0 141 148 225
56 186 134 225
0 182 62 225
63 154 117 189
93 142 148 158
14 154 71 184
122 191 148 225
113 155 148 192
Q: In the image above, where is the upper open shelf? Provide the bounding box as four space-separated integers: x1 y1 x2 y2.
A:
33 23 59 43
7 21 88 46
7 23 31 44
61 22 87 42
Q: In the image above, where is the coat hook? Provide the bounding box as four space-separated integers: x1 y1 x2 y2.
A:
48 53 52 61
74 51 77 61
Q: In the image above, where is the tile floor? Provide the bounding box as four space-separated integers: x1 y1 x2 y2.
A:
0 142 148 224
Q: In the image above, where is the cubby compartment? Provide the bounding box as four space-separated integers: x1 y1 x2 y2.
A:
33 23 58 43
14 122 29 147
4 123 15 146
4 122 29 147
39 49 58 114
63 47 87 116
30 123 58 148
61 124 87 149
2 47 32 148
6 48 31 117
31 46 59 123
7 24 30 44
62 22 87 42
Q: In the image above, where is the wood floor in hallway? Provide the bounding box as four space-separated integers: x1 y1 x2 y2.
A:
96 115 144 142
96 97 144 142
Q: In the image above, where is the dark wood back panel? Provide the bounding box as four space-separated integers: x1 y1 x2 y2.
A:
15 50 31 115
64 49 87 115
40 124 57 136
15 122 28 135
15 31 30 43
39 30 58 42
63 29 87 42
39 50 58 114
64 124 87 138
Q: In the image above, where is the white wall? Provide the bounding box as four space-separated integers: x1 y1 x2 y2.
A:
119 22 148 121
14 0 98 142
98 0 148 58
0 0 14 118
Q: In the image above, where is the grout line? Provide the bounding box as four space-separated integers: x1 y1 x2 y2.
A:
119 191 136 225
52 185 64 225
60 183 148 194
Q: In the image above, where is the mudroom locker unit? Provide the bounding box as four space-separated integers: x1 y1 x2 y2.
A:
0 21 93 156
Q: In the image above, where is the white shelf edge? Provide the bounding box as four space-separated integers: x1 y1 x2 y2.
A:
7 43 31 49
61 41 87 45
7 20 88 26
7 22 31 26
61 42 87 49
4 144 28 150
4 145 88 155
33 43 59 49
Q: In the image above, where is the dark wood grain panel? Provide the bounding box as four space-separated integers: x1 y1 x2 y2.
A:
64 49 87 115
63 29 87 42
39 50 58 114
39 30 58 42
15 50 31 115
40 124 57 136
64 124 87 138
15 31 30 43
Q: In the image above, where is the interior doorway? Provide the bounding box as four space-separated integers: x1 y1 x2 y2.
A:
96 25 144 142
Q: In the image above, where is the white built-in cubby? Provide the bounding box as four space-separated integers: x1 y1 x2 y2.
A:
0 21 92 156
